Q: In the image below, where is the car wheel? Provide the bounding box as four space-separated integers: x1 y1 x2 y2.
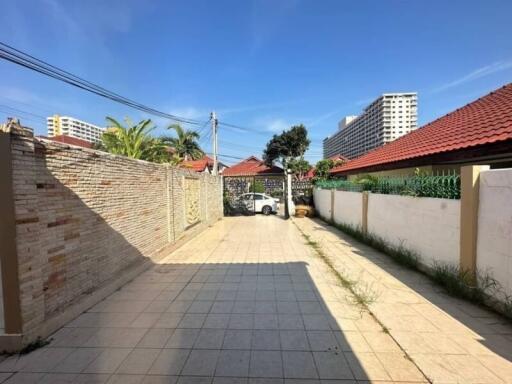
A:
262 205 272 215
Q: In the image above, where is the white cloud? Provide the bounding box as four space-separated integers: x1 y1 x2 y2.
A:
307 109 341 127
265 118 290 133
168 107 208 121
217 99 303 116
431 59 512 94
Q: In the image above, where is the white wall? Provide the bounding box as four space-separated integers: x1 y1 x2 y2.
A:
368 194 460 267
314 188 332 219
477 169 512 299
333 191 363 228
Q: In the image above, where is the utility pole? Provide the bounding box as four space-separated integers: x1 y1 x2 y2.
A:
211 111 218 176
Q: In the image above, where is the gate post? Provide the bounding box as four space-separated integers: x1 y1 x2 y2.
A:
330 189 335 223
460 165 489 282
362 191 369 234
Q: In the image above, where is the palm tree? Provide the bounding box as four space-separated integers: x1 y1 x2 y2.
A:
99 117 168 162
161 124 204 161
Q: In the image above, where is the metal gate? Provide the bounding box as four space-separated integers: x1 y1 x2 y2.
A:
223 175 284 216
291 179 314 205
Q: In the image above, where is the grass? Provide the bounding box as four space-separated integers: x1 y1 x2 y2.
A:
317 214 512 320
323 217 420 270
296 225 379 308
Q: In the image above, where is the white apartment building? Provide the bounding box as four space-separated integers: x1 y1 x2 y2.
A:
323 93 418 159
47 115 105 143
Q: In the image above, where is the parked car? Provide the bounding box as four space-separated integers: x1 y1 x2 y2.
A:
237 193 279 215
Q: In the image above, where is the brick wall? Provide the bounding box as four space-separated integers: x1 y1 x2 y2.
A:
4 123 222 344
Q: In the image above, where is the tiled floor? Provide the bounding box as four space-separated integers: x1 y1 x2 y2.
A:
0 216 431 383
294 216 512 384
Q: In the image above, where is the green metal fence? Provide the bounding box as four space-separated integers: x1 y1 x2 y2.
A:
316 172 461 199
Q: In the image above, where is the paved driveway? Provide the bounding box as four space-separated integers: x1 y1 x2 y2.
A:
0 216 428 383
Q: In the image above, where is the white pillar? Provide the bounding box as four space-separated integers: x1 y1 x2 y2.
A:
287 173 295 216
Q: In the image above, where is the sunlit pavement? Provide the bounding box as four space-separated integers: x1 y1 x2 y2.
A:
1 215 508 383
294 216 512 384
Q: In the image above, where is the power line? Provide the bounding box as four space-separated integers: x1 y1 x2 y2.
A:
206 152 246 160
0 42 208 126
218 121 269 137
0 103 47 121
0 110 45 125
218 120 325 142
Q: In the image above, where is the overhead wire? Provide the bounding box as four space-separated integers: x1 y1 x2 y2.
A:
0 41 208 127
0 41 328 161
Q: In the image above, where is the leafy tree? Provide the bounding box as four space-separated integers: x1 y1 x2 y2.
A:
161 124 204 161
312 158 345 183
263 124 310 168
263 124 310 218
99 117 169 162
288 157 312 181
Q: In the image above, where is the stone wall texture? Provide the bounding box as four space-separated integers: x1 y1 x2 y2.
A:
7 124 222 342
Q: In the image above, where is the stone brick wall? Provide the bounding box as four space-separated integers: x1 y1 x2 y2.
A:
6 124 222 343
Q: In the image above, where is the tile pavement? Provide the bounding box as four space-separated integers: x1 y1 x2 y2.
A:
294 216 512 384
0 216 436 383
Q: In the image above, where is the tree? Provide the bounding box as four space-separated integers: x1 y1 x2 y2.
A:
161 124 204 161
99 117 169 162
263 124 310 168
288 157 312 181
263 124 310 218
312 158 345 183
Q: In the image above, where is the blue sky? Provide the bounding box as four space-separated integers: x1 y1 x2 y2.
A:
1 0 511 164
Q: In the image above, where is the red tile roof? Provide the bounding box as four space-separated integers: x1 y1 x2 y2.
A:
331 83 512 175
46 135 94 148
304 167 316 180
304 154 349 180
181 155 214 172
223 156 283 176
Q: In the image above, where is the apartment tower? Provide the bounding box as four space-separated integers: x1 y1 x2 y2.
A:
323 93 418 159
47 115 105 143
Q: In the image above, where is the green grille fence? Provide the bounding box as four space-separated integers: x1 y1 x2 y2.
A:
316 172 461 199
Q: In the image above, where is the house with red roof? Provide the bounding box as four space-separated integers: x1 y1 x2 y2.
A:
222 156 284 198
181 155 228 174
223 156 283 177
331 83 512 178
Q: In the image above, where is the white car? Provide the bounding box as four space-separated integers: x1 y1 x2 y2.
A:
238 193 279 215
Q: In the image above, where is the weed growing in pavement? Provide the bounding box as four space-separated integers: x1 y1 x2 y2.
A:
322 217 420 270
317 215 512 320
19 337 51 355
431 262 512 319
297 226 379 309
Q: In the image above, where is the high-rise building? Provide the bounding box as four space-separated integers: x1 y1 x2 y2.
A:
47 115 105 143
323 93 418 159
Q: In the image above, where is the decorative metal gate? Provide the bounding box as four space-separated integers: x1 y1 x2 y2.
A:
223 175 285 216
291 179 314 205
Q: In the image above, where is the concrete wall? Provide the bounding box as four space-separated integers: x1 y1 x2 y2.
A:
333 191 362 228
368 194 460 267
314 188 460 267
314 188 332 219
2 124 222 346
477 169 512 299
